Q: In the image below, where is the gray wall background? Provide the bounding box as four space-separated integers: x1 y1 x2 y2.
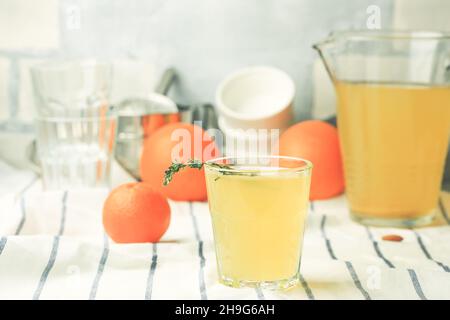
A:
1 0 449 189
0 0 394 129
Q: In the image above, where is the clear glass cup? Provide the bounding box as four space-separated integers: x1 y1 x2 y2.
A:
204 156 312 290
314 31 450 227
31 60 116 190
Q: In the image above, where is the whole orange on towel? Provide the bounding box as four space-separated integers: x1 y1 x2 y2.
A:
140 122 220 201
279 120 344 200
103 182 170 243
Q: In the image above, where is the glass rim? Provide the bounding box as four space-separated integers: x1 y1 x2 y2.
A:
34 114 117 122
204 155 313 174
30 59 111 73
313 29 450 49
335 29 450 39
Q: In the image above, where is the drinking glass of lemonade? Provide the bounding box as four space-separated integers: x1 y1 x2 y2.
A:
204 156 312 290
314 31 450 227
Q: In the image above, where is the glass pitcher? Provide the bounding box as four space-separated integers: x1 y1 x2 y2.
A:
314 31 450 227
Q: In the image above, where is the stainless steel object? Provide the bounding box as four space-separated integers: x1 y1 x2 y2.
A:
114 67 219 180
115 68 179 180
192 103 218 130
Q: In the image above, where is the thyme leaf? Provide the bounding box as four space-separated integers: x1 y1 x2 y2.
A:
163 159 203 186
163 159 234 186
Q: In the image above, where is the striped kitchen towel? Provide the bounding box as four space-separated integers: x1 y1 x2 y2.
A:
0 160 450 300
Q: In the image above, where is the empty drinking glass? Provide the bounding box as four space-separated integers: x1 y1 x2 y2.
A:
31 60 116 190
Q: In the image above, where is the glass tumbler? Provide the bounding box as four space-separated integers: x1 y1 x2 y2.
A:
31 61 116 190
204 156 312 290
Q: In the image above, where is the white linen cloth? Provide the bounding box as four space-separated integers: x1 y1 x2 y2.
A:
0 159 450 300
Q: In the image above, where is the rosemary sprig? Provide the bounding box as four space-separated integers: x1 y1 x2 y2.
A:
163 159 233 186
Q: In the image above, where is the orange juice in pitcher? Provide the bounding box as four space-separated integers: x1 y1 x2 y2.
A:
314 31 450 227
336 81 450 223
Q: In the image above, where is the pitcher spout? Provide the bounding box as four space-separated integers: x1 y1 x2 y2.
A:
312 35 338 83
313 30 450 86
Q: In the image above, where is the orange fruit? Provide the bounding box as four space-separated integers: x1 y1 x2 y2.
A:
140 123 220 201
142 114 166 137
103 182 171 243
279 120 344 200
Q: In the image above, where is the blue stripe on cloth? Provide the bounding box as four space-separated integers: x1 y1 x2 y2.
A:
33 236 60 300
17 174 38 196
365 227 395 269
319 209 371 300
413 230 450 273
310 201 315 212
145 243 158 300
14 175 38 235
439 198 450 225
319 214 337 260
89 232 110 300
299 274 315 300
365 226 433 299
345 261 371 300
58 191 68 236
15 196 26 235
408 269 427 300
32 191 68 300
255 287 265 300
0 237 7 256
189 202 207 300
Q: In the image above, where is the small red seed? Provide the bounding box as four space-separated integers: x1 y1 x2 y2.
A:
382 234 404 242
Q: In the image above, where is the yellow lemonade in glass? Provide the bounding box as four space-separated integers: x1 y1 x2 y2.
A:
336 81 450 225
205 156 312 289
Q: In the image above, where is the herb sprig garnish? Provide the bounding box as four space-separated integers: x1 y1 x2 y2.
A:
163 159 232 186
